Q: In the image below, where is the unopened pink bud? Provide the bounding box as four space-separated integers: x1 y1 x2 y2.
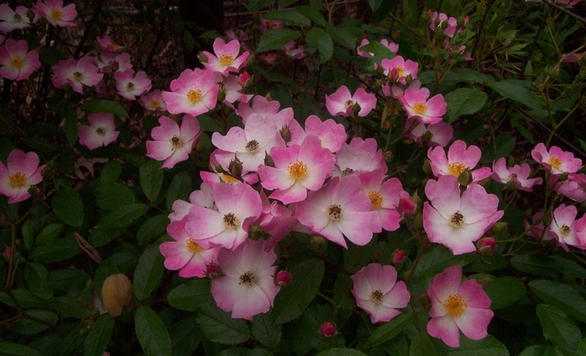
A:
239 72 252 86
391 249 405 265
5 247 12 258
206 263 221 278
276 270 291 286
320 322 336 337
477 237 496 255
398 197 416 215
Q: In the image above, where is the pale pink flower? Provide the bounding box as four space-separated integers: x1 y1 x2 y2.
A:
0 39 40 81
351 263 410 324
96 35 123 52
531 143 582 175
427 265 494 348
428 11 459 38
211 114 286 173
185 182 262 250
203 38 250 76
551 173 586 203
168 182 215 223
491 157 542 192
380 55 419 85
335 137 386 177
78 113 119 150
325 85 377 117
259 196 298 251
296 176 377 248
260 18 283 32
258 135 336 204
283 40 305 59
51 56 103 93
146 115 201 169
159 218 220 278
358 169 411 233
97 51 132 74
427 140 492 182
222 74 253 108
211 239 280 320
258 52 277 65
404 118 453 147
545 204 586 251
396 81 446 124
356 38 398 58
423 175 504 255
236 95 294 129
140 90 166 111
525 212 545 240
0 4 31 33
0 149 45 203
35 0 77 27
288 115 347 153
114 70 152 100
162 68 219 116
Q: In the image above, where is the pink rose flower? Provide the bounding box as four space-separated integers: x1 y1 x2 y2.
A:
0 149 45 203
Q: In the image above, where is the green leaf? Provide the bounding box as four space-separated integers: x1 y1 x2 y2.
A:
316 349 369 356
167 279 212 311
52 186 84 227
0 342 43 356
64 115 78 146
487 80 546 115
166 171 192 211
95 182 136 210
99 160 122 183
410 245 472 295
306 28 333 64
196 304 251 344
170 317 201 356
251 313 282 347
0 289 44 308
14 310 58 335
262 10 310 26
481 136 517 164
137 215 169 245
296 5 327 27
325 25 359 50
83 99 128 118
444 88 488 123
25 263 53 299
140 160 164 202
484 276 526 310
247 0 273 11
97 203 149 229
36 223 65 245
133 247 165 301
529 280 586 322
270 259 325 324
448 335 509 355
135 306 172 356
510 255 562 275
88 228 122 247
59 327 85 356
409 333 440 356
256 28 301 54
22 218 34 250
83 314 114 356
31 237 80 263
536 304 581 350
365 313 414 347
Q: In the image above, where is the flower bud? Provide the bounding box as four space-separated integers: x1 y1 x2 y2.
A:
477 237 496 255
320 322 336 337
383 151 393 163
101 273 133 317
279 125 292 144
228 156 243 178
492 222 508 234
309 234 328 252
276 270 292 286
391 249 405 265
198 51 208 63
264 152 275 167
398 197 416 216
239 72 252 87
206 263 221 278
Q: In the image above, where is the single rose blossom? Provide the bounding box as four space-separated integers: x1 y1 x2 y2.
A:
325 85 377 117
0 149 45 203
114 70 152 100
146 115 201 169
427 265 494 348
210 239 280 320
51 56 103 93
0 39 41 81
491 157 543 192
140 90 166 111
404 118 453 147
202 38 250 76
78 113 119 150
35 0 77 27
0 4 31 33
396 81 446 124
551 173 586 202
351 263 410 323
96 34 123 52
531 142 582 175
162 68 219 116
428 140 492 182
545 204 586 251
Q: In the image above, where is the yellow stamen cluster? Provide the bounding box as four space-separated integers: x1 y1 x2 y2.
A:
186 89 202 104
448 162 467 177
444 293 467 317
288 160 308 180
412 102 427 115
548 156 562 170
8 55 24 69
219 54 235 67
368 191 384 210
186 238 204 253
8 172 27 188
49 8 63 21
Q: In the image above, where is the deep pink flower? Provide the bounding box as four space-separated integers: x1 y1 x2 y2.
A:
335 137 386 177
380 55 419 85
491 157 542 192
35 0 77 27
325 85 377 117
356 38 398 58
296 176 377 248
423 175 504 255
51 56 103 93
258 135 335 204
78 113 119 150
146 115 201 169
140 90 166 111
427 140 491 182
551 173 586 203
0 4 31 33
159 218 220 278
288 115 347 153
320 322 337 337
185 182 262 250
0 149 45 203
531 143 582 175
236 95 294 129
396 81 446 124
545 204 586 251
427 265 494 348
162 68 219 116
351 263 410 324
404 118 453 147
114 70 152 100
203 38 250 76
428 11 460 38
96 35 123 52
0 39 40 81
258 194 298 251
210 239 280 320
